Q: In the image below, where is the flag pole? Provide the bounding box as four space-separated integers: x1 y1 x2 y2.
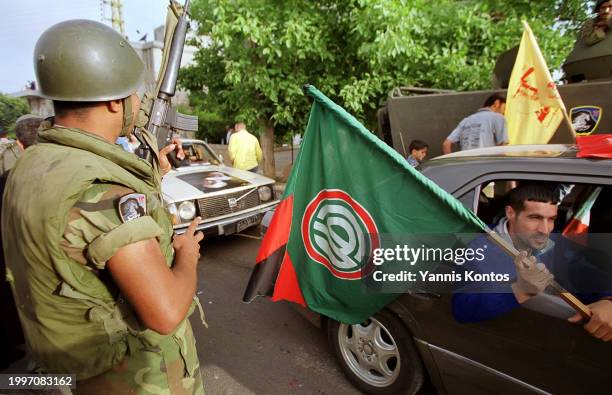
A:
399 133 408 157
562 109 577 141
485 229 592 320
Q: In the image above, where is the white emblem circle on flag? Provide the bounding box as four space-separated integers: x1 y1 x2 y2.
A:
302 189 379 280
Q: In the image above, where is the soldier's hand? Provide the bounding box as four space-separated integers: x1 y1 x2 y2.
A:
569 300 612 342
173 217 204 265
159 136 185 175
511 251 553 297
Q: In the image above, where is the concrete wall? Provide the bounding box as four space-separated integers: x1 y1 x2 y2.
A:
9 90 53 118
131 37 196 107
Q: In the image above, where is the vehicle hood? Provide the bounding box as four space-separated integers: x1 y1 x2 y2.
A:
161 164 274 203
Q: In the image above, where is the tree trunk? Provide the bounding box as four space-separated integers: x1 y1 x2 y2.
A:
259 118 276 179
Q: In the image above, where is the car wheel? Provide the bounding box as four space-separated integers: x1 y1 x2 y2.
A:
327 310 424 395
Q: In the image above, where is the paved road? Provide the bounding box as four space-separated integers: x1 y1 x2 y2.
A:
194 230 361 395
2 229 434 395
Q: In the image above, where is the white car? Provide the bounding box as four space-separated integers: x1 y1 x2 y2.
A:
161 139 279 235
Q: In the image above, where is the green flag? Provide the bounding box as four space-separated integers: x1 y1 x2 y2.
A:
243 85 486 324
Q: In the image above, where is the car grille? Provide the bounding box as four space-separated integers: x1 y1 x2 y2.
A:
197 189 261 219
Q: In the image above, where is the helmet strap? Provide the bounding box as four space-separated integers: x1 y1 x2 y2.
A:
120 96 134 137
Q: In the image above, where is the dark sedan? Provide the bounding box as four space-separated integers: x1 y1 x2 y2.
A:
325 144 612 395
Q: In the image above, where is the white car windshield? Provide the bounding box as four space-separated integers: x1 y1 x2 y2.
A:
176 143 221 167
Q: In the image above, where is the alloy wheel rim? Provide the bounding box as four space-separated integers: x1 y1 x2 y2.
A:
337 317 401 387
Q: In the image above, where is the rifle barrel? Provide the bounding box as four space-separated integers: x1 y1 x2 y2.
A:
159 0 191 97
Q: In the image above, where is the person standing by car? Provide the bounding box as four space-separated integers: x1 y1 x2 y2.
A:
452 183 612 341
442 93 508 154
2 20 205 393
228 121 263 172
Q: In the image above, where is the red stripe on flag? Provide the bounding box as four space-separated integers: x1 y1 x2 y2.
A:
272 252 306 306
243 194 298 303
256 195 294 263
562 218 590 246
563 218 590 236
576 135 612 158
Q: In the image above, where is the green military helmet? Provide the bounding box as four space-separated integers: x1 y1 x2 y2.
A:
34 20 144 102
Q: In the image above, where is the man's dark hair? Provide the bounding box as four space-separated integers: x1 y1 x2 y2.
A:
53 101 102 119
507 183 559 214
15 115 43 149
483 93 506 108
409 139 428 152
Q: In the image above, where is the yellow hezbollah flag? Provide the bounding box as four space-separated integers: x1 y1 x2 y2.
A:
506 21 567 145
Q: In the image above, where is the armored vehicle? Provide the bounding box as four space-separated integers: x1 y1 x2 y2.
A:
378 33 612 158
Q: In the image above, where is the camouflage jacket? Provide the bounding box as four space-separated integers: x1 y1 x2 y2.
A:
0 141 21 175
1 126 204 395
581 17 612 46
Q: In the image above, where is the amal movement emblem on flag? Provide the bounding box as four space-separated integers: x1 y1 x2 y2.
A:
302 189 379 280
571 106 603 136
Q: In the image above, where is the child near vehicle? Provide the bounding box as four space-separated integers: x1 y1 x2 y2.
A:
406 139 428 167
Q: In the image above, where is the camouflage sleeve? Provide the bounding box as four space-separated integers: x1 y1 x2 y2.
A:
60 183 163 270
0 143 20 174
581 19 606 46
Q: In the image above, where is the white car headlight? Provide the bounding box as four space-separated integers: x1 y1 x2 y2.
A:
258 186 272 202
167 203 179 224
178 201 197 221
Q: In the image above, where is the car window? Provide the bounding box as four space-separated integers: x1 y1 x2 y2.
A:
177 143 221 167
475 180 599 232
457 189 476 211
474 180 516 227
468 179 612 318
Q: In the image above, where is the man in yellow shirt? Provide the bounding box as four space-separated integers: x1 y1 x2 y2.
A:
228 122 263 172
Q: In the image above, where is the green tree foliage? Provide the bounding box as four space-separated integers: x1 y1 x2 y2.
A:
0 94 29 132
178 95 228 143
352 0 590 93
181 0 590 151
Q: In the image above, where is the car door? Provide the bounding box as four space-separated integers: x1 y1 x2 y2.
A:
401 175 612 395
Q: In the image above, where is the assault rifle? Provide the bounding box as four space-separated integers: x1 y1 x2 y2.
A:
137 0 198 162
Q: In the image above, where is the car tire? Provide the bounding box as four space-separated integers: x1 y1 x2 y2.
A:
327 310 424 395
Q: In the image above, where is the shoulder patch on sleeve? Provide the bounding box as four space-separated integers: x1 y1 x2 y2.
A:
118 193 147 223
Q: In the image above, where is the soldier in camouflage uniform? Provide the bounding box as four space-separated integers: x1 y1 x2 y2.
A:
581 0 612 46
0 114 42 369
0 138 21 175
0 115 43 175
14 114 43 150
2 20 205 394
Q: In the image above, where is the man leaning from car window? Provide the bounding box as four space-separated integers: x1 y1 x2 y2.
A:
452 183 612 342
